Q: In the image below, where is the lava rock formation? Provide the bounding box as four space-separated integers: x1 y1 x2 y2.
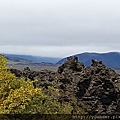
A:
10 56 120 114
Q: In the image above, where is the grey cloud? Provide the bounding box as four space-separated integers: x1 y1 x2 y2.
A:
0 0 120 57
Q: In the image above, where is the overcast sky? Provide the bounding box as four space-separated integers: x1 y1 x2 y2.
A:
0 0 120 57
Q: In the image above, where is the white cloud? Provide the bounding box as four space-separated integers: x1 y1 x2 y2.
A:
0 0 120 57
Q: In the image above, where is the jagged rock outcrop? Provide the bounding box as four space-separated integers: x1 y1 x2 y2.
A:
76 60 120 114
10 56 120 114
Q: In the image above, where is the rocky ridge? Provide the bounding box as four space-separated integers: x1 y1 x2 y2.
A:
10 56 120 114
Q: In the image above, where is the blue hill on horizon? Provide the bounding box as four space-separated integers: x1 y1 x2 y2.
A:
56 52 120 69
4 54 61 64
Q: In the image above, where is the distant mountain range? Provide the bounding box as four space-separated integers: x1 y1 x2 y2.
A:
57 52 120 69
4 54 61 64
4 52 120 69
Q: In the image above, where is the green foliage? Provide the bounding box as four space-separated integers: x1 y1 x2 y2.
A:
0 86 74 114
0 54 15 80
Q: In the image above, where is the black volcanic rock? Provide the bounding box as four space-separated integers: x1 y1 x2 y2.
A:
10 69 22 78
10 56 120 115
57 56 84 73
